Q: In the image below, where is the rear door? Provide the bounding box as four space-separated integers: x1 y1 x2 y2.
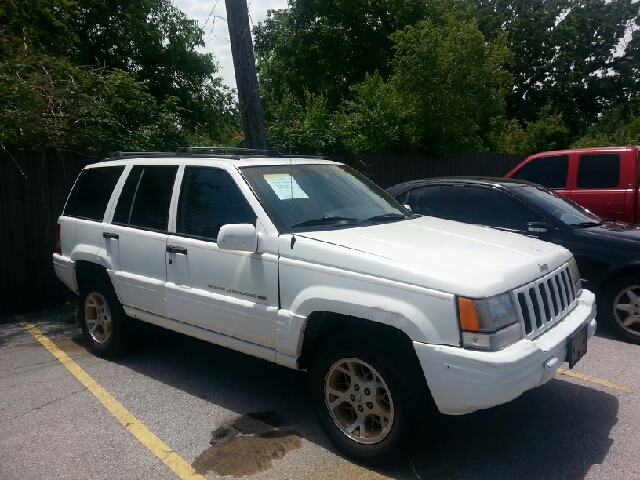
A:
104 164 179 316
568 153 627 221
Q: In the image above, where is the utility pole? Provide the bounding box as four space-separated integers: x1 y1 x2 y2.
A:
225 0 268 151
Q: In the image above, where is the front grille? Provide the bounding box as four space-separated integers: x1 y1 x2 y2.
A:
512 264 578 339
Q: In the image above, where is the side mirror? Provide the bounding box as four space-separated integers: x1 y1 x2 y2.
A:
403 204 412 213
217 224 258 252
527 222 552 234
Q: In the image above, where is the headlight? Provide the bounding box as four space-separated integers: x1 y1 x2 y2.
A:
458 293 523 350
568 257 582 293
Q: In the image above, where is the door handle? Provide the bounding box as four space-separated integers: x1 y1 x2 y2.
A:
166 245 188 254
103 232 119 239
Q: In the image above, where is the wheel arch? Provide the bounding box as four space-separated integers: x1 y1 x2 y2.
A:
597 265 640 297
297 312 427 389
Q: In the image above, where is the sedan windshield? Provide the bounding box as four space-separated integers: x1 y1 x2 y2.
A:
239 164 409 232
517 185 602 226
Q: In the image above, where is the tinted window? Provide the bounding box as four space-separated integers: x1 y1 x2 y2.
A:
176 167 255 240
64 166 124 221
113 165 177 231
405 185 456 217
455 186 541 231
511 155 569 189
577 154 620 188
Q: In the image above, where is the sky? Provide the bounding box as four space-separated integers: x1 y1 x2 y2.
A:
172 0 289 90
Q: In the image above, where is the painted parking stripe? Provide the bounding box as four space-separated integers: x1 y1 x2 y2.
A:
557 368 634 393
18 318 206 480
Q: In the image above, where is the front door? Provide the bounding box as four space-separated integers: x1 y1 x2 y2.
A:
165 166 279 348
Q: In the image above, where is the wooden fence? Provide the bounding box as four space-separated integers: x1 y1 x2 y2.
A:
0 150 526 317
1 151 95 317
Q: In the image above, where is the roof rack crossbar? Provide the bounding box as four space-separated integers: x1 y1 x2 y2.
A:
176 147 282 156
108 151 171 159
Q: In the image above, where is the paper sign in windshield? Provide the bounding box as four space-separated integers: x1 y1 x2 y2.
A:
264 174 309 200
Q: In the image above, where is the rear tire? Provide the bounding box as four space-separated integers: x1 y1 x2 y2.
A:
78 276 134 356
308 331 423 464
602 274 640 344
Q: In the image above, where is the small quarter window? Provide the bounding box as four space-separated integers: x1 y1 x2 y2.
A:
64 166 125 221
176 167 255 240
577 154 620 188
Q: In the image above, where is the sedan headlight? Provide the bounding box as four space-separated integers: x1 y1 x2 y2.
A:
458 293 523 351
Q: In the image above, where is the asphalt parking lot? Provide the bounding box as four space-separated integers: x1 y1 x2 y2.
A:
1 309 638 480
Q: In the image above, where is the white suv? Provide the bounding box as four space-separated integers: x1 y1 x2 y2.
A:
53 149 597 463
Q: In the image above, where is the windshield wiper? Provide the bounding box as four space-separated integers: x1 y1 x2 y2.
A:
290 216 360 229
572 221 602 228
366 213 407 222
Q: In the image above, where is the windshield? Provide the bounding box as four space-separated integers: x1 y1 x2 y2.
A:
517 185 602 226
239 164 409 232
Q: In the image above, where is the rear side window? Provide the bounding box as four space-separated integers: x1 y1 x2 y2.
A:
176 167 255 241
405 185 456 217
511 155 569 189
64 166 124 221
113 165 178 231
577 154 620 188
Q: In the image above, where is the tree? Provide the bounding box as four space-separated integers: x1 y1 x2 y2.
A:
0 0 238 152
254 0 432 110
474 0 640 139
382 15 512 155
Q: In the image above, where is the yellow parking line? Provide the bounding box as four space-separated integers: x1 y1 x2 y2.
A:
557 368 634 393
18 318 206 480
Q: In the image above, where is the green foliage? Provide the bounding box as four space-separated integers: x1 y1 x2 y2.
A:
0 53 187 152
474 0 640 137
0 0 238 153
572 108 640 148
386 15 512 155
489 105 569 154
337 73 417 155
254 0 432 110
266 92 344 156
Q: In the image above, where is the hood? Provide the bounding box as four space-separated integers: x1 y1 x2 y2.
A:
286 216 571 298
577 220 640 250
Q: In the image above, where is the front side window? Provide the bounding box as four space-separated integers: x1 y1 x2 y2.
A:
518 185 600 226
577 153 620 189
240 164 408 232
176 167 255 241
64 166 124 221
455 186 540 231
113 165 178 231
511 155 569 189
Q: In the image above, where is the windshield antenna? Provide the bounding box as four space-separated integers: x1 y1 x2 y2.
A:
289 129 296 248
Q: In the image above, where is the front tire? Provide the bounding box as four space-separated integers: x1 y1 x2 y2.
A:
79 276 133 356
603 274 640 344
308 332 421 464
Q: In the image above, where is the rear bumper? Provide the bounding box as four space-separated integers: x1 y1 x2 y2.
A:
53 254 77 294
414 289 597 415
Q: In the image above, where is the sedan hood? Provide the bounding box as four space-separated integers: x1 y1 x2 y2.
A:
288 216 571 298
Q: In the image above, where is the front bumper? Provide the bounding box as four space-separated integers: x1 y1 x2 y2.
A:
414 289 597 415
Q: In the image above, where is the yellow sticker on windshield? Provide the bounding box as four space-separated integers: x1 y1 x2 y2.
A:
264 174 309 200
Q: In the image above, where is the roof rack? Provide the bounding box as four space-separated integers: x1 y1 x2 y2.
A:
104 147 330 161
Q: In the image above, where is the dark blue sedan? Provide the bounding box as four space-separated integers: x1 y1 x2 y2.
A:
387 177 640 344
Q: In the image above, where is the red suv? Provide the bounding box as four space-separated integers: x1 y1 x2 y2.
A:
506 146 640 223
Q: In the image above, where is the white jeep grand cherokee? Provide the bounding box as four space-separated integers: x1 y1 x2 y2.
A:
53 149 597 463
